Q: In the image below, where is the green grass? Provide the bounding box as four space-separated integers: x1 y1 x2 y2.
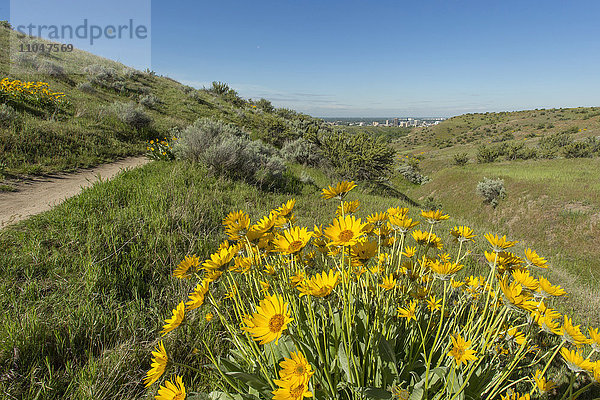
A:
0 160 421 399
395 157 600 326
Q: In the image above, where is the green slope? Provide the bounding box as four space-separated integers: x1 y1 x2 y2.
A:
393 107 600 328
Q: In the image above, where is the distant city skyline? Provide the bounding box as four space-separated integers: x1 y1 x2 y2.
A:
2 0 600 117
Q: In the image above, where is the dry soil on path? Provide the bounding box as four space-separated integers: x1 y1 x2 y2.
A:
0 156 149 229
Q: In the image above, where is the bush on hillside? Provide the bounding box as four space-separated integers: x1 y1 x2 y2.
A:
562 137 599 158
111 102 152 130
76 81 95 94
398 163 430 185
84 64 120 87
139 94 161 109
538 131 573 158
13 53 39 69
180 85 194 94
299 170 316 185
122 67 142 79
276 108 299 120
37 60 66 78
206 81 245 107
255 98 274 113
452 152 469 166
587 136 600 155
317 130 396 180
174 118 287 188
476 177 506 207
0 103 18 127
281 138 323 166
208 81 231 95
476 145 499 163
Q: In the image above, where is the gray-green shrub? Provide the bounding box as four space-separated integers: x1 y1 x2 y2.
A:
84 64 119 86
37 60 65 77
111 102 152 129
0 103 18 127
398 164 430 185
299 171 316 186
76 81 96 94
122 67 141 79
139 94 160 109
174 118 286 187
281 138 323 166
476 177 506 207
13 53 39 69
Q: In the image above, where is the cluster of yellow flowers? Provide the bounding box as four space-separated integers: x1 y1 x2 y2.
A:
146 136 177 161
146 181 600 400
0 77 65 107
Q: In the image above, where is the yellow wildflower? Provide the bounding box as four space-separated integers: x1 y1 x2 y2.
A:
560 348 594 372
161 302 185 336
533 369 555 394
155 375 186 400
397 300 418 322
484 233 518 251
420 209 450 224
379 274 397 291
321 181 356 200
242 294 293 345
144 341 168 387
323 215 367 247
448 334 478 366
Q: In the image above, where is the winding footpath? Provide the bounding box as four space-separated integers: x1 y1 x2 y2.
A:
0 156 149 229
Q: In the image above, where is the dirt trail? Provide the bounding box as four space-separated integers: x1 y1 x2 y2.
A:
0 156 149 229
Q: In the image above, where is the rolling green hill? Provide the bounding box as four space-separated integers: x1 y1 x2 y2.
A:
403 107 600 150
0 23 393 183
392 108 600 330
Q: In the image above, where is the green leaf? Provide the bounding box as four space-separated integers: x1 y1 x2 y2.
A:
409 386 424 400
363 387 393 399
263 334 293 362
206 392 236 400
227 371 269 392
378 337 397 367
338 342 351 379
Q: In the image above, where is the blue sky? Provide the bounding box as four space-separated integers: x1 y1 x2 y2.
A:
2 1 600 117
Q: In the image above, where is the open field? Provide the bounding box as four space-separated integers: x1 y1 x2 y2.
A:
391 113 600 326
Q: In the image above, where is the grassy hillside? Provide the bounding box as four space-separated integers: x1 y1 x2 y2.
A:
343 125 412 142
393 108 600 326
404 107 600 150
1 24 394 182
0 160 421 399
